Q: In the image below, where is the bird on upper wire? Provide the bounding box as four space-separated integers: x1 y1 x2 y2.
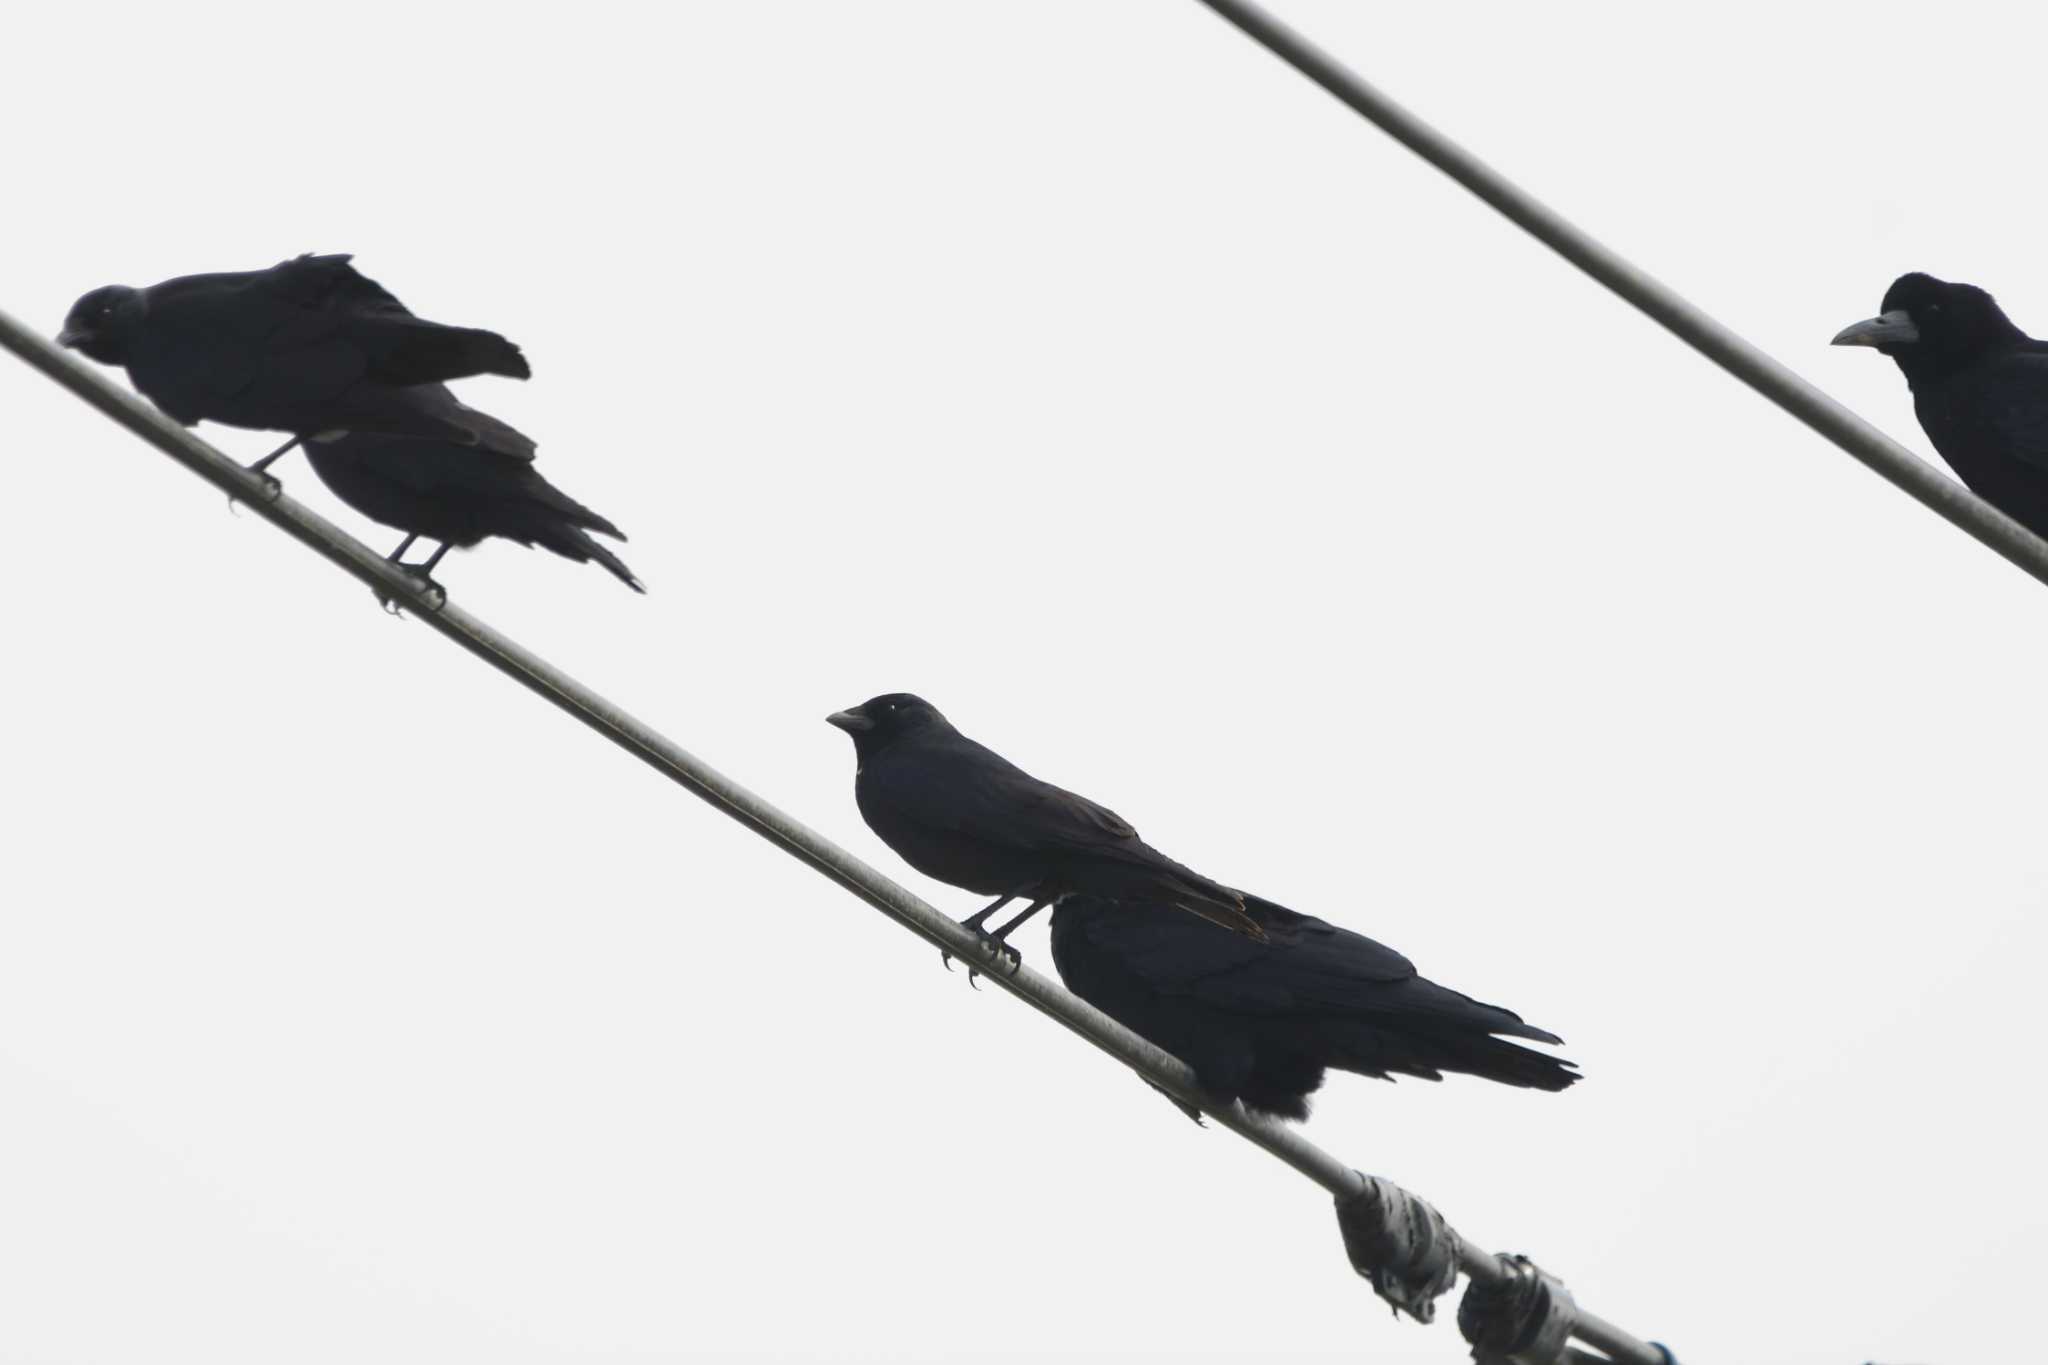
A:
1834 272 2048 541
825 693 1266 977
59 252 528 486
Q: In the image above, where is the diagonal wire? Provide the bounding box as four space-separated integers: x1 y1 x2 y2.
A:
1 306 1667 1363
1195 0 2048 592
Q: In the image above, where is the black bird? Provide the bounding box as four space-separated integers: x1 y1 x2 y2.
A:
1051 892 1577 1121
301 384 641 596
825 694 1266 967
1834 272 2048 538
58 253 528 476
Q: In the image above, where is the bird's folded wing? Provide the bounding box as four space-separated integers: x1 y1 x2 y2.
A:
963 768 1144 858
1069 893 1410 1006
266 253 410 316
1972 352 2048 471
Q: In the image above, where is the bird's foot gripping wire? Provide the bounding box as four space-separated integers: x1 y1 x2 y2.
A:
376 569 447 616
943 897 1046 987
226 435 298 511
960 930 1023 988
377 537 449 615
941 895 1013 977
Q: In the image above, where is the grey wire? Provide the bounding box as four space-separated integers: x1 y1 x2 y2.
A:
2 313 1666 1362
1195 0 2048 592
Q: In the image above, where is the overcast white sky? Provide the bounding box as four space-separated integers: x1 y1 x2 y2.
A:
5 2 2045 1361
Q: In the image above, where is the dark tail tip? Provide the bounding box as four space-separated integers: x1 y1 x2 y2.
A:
491 341 532 380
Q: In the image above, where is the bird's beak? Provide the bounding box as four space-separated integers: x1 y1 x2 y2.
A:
55 327 87 349
826 709 874 733
1831 309 1918 348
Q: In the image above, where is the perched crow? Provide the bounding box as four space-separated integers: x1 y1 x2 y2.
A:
1834 272 2048 538
1051 892 1578 1121
825 694 1266 966
59 253 528 475
304 385 641 595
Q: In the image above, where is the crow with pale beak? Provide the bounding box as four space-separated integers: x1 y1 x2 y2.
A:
826 693 1265 976
1834 272 2048 540
58 253 529 485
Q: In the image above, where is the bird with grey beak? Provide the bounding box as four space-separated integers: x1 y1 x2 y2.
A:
1835 272 2048 542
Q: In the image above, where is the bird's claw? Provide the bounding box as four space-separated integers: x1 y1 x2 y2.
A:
942 931 1020 985
374 570 446 616
225 469 281 516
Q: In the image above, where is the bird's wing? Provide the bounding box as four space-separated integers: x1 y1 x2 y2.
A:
1947 350 2048 472
133 262 375 405
1074 894 1412 1012
919 741 1142 852
265 253 411 315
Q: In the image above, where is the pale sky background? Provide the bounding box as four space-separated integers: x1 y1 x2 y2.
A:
3 3 2044 1362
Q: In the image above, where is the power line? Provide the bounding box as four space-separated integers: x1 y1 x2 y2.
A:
2 306 1669 1363
1195 0 2048 592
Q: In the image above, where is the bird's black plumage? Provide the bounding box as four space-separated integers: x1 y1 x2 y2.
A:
58 253 528 445
826 694 1265 947
1834 272 2048 538
304 385 641 593
1050 893 1577 1121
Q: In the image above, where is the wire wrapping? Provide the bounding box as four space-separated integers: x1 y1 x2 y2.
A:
1459 1254 1578 1363
1334 1172 1462 1321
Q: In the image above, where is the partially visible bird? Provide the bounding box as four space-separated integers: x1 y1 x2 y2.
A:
303 385 641 597
59 253 528 478
825 693 1266 968
1050 892 1577 1121
1834 272 2048 538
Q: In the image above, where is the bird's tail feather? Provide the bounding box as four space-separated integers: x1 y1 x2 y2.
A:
519 517 645 592
524 479 628 541
366 318 532 383
1331 1016 1578 1092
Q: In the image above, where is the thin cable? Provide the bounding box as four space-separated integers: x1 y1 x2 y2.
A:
1 309 1668 1363
1195 0 2048 592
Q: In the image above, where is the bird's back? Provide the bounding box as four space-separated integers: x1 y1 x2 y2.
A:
1051 894 1574 1117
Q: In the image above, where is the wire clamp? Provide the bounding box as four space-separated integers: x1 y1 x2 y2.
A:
1458 1253 1577 1364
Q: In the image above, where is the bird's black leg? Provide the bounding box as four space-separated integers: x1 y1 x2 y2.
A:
377 536 447 614
988 900 1048 942
248 434 302 474
962 897 1046 985
226 435 299 510
942 895 1014 973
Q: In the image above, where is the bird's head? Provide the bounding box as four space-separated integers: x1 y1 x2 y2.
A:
57 285 145 364
826 692 948 759
1832 272 2025 384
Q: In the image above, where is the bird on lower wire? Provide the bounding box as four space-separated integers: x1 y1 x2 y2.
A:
825 693 1266 974
303 385 641 601
1050 892 1578 1122
58 252 528 483
1834 272 2048 538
